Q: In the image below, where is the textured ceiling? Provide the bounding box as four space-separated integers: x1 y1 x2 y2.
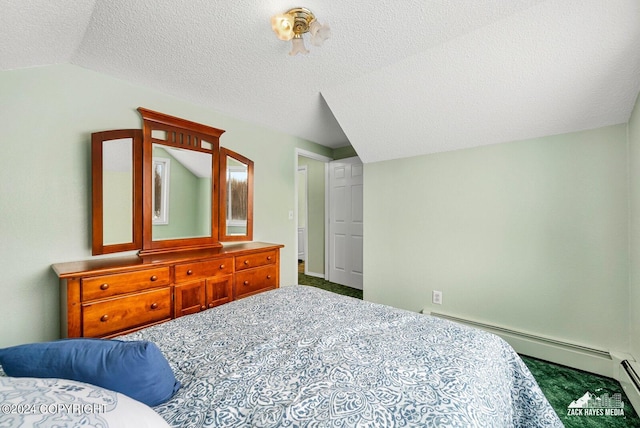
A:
2 0 639 163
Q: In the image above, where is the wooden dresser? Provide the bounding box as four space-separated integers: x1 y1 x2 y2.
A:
52 242 283 338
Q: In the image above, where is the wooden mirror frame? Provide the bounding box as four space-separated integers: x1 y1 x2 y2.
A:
219 147 254 242
91 109 257 255
91 129 142 255
139 108 224 255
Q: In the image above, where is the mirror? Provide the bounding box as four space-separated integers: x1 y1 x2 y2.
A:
91 109 256 255
91 129 142 255
139 108 224 255
219 148 253 241
151 144 212 240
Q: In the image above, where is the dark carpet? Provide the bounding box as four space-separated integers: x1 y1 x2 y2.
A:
297 271 362 299
521 355 640 427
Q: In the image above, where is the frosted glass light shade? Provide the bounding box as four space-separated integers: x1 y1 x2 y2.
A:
290 37 309 56
271 8 328 55
309 21 331 46
271 14 295 41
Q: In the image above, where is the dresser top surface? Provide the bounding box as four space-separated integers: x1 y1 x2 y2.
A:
52 242 283 278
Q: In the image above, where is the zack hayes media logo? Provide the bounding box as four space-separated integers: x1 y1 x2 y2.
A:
567 391 625 417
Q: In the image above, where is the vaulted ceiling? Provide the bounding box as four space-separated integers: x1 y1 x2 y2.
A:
2 0 639 163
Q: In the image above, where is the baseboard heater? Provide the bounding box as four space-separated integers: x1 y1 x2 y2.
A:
622 360 640 391
427 311 611 360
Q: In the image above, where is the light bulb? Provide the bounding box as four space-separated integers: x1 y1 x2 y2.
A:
271 14 295 41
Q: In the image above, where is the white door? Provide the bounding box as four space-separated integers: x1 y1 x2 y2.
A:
329 157 363 289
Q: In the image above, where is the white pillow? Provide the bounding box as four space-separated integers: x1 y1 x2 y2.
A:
0 376 170 428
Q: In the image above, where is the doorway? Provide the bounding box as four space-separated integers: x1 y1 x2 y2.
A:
295 150 364 291
295 150 331 279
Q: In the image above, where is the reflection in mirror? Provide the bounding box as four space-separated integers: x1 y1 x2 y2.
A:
219 148 253 242
91 129 142 255
226 157 248 236
151 144 212 241
152 157 170 225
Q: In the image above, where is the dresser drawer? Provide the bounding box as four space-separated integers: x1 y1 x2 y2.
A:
234 265 277 299
82 267 170 301
82 288 171 337
235 250 277 271
175 257 233 283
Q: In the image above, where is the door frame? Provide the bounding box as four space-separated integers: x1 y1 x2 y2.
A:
297 164 308 263
295 149 332 279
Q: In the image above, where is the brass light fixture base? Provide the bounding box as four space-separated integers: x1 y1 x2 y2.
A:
271 7 329 55
286 7 316 36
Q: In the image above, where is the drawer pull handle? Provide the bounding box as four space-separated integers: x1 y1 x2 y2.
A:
267 256 272 261
187 270 193 275
243 280 249 286
150 275 158 281
244 260 249 265
100 314 109 322
150 303 158 310
200 306 206 310
219 264 225 269
100 283 109 290
267 275 272 280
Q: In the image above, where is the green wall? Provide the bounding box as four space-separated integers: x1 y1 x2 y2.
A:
0 64 330 347
364 125 630 354
333 145 358 160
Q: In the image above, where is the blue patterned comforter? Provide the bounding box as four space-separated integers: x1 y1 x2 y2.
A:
122 285 562 427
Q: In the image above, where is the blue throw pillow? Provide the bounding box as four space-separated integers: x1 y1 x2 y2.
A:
0 339 180 407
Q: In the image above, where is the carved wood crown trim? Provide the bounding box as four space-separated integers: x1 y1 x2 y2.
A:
138 107 225 154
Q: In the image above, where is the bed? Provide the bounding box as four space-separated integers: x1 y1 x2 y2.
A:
0 285 562 427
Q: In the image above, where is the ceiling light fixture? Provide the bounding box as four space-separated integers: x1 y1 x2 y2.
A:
271 8 330 56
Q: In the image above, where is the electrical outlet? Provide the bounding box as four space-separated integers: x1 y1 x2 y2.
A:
432 290 442 305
